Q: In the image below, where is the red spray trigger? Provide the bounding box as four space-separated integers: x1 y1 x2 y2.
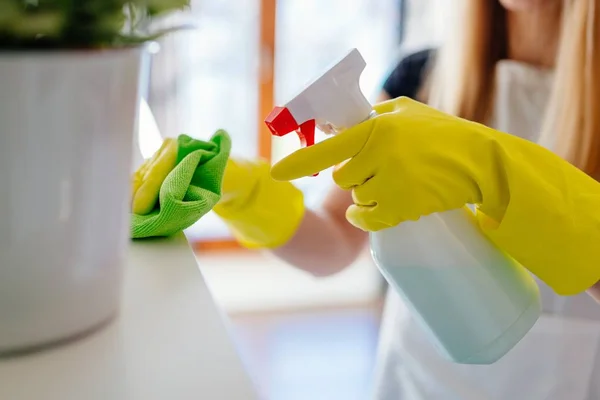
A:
264 107 318 176
265 106 316 148
297 120 316 148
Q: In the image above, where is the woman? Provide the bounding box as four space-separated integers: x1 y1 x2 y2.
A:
215 0 600 398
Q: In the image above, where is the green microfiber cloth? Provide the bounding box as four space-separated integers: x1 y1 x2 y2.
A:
131 130 231 239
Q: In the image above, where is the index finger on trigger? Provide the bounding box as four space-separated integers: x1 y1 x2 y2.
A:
270 121 372 181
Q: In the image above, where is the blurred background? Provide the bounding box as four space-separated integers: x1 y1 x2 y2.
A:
140 1 447 399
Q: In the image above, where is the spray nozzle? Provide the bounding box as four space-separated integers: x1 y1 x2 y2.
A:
265 48 372 156
265 107 317 148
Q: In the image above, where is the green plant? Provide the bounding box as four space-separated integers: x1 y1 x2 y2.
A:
0 0 190 49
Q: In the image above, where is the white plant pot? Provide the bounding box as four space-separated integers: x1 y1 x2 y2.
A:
0 47 151 355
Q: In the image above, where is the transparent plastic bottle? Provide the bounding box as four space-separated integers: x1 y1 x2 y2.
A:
370 208 541 363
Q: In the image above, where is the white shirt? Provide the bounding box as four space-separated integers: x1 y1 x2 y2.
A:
372 60 600 400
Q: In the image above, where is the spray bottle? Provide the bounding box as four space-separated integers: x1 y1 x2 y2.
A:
265 48 541 364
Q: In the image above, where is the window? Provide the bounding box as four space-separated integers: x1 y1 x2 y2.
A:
143 0 404 245
140 0 450 246
137 0 452 311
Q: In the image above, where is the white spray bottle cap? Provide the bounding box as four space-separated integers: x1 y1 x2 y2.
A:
264 48 372 148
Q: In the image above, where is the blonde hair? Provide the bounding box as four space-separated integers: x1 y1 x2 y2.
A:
425 0 600 176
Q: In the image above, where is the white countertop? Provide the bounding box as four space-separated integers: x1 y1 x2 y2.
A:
0 235 259 400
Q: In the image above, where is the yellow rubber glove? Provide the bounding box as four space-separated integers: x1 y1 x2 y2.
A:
213 158 304 249
271 97 600 296
131 138 178 215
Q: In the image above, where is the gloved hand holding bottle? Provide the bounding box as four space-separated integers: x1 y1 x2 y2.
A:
271 96 600 298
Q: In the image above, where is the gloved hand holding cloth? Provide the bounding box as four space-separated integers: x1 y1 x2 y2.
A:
131 130 231 239
271 97 600 296
212 158 305 249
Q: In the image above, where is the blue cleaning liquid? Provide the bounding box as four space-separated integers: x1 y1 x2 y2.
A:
370 208 541 364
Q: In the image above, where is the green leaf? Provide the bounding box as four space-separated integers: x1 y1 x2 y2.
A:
0 1 21 27
0 0 192 49
146 0 189 15
10 11 65 38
